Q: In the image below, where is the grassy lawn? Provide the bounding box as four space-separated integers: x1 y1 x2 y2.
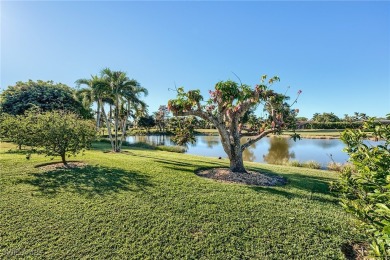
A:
0 141 362 259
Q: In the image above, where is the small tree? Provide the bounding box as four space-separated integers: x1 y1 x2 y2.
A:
0 113 32 150
138 115 156 133
332 119 390 257
154 105 169 132
26 110 96 166
168 75 301 173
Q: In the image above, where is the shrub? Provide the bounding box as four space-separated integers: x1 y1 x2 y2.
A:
289 160 303 167
155 145 186 153
332 119 390 257
327 162 343 172
302 160 321 169
327 162 355 172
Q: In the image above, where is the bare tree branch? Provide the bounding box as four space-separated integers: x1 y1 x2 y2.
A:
241 129 275 151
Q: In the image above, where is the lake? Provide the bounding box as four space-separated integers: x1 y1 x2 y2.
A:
126 135 383 168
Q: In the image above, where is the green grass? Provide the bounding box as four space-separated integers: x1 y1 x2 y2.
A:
0 141 363 259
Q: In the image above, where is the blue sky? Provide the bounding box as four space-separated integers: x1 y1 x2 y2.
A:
1 1 389 119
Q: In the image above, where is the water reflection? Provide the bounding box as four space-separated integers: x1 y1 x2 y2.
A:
130 135 173 146
312 139 340 149
126 134 383 165
202 137 220 148
243 141 257 162
263 137 295 165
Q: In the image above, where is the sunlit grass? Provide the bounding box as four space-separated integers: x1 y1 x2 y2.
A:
0 141 363 259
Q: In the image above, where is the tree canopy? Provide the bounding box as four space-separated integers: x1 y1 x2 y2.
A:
0 80 92 119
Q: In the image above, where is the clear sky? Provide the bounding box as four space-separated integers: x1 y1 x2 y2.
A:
1 1 389 119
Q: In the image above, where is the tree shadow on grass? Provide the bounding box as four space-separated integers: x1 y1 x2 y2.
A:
248 167 338 204
122 150 226 169
19 165 153 197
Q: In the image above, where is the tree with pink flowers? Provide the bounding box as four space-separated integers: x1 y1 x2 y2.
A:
168 75 301 173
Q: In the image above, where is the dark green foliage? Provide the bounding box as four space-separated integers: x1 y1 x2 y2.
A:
138 116 156 131
0 113 32 149
170 117 197 146
332 119 390 257
304 121 363 129
312 112 341 123
0 80 92 119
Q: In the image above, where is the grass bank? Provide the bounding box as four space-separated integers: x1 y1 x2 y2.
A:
0 141 363 259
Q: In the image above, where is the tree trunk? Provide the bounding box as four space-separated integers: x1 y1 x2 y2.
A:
114 95 120 152
61 153 68 167
96 100 101 131
119 101 131 149
229 139 247 173
217 126 247 173
101 105 115 150
229 152 246 173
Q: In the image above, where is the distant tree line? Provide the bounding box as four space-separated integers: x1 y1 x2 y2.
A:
295 112 390 129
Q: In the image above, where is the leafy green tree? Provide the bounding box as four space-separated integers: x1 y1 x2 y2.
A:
153 105 169 132
169 117 197 146
0 113 31 150
25 110 96 166
168 75 301 173
138 116 156 132
332 119 390 257
312 112 340 123
0 80 92 119
296 116 308 121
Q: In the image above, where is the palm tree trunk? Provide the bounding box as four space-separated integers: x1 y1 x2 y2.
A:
119 101 131 149
96 99 101 131
101 105 114 150
114 94 120 152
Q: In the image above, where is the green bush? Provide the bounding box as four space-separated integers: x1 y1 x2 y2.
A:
332 119 390 257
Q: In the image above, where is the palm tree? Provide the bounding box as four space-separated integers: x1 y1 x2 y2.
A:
75 75 109 131
100 68 148 152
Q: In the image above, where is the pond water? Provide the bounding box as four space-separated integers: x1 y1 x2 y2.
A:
126 135 383 168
